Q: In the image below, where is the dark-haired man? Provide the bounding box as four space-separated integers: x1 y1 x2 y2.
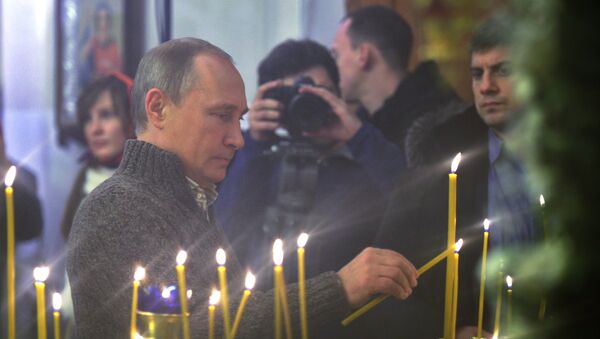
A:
366 16 539 338
332 5 463 167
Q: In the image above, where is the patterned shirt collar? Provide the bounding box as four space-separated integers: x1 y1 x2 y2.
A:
186 177 218 211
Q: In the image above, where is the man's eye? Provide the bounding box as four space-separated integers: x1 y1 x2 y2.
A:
99 109 117 119
470 69 483 80
498 65 512 77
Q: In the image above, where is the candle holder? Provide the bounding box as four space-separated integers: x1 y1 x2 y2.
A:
136 285 190 339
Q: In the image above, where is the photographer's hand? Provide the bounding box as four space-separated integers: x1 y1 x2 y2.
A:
298 85 363 142
248 80 285 141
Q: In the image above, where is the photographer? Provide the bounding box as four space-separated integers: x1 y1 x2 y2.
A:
215 39 404 298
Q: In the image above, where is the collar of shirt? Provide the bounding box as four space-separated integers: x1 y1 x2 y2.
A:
185 177 218 211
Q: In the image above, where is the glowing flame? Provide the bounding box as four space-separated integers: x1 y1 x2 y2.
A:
162 286 175 299
209 289 221 306
245 271 256 290
176 250 188 266
33 266 50 282
187 289 193 299
216 248 226 266
4 166 16 187
483 219 491 232
297 233 309 248
134 333 144 339
539 194 545 206
134 266 146 282
454 239 464 252
52 292 62 311
506 275 513 288
273 239 284 265
451 153 462 173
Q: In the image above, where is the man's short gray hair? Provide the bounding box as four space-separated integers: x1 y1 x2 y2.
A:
131 37 232 134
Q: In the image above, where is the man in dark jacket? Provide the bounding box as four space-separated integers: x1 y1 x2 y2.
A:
332 5 464 167
359 15 540 338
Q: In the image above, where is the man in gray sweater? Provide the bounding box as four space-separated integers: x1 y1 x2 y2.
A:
67 37 418 338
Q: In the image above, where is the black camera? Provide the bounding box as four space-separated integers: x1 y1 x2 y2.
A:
263 76 337 137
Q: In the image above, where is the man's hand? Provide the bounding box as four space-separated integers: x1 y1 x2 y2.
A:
298 85 363 143
248 80 285 141
338 247 418 308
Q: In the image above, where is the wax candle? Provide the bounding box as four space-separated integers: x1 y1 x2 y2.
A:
341 239 463 326
538 194 547 321
273 239 283 339
208 289 220 339
216 248 231 339
130 266 145 339
492 264 504 338
297 233 309 339
231 272 255 339
52 293 62 339
273 239 293 339
506 275 513 334
450 244 462 339
175 250 191 339
444 153 461 339
477 219 491 339
34 266 50 339
5 166 16 339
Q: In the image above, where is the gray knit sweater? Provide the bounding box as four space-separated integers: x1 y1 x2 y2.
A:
66 140 349 338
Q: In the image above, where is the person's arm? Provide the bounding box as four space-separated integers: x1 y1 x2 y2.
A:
12 168 43 241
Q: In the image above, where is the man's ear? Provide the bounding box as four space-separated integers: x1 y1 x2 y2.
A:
358 43 374 70
145 88 169 129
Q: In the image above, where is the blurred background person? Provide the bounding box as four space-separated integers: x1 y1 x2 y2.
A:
59 72 134 338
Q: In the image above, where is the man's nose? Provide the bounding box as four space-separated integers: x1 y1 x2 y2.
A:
226 124 245 150
479 72 498 95
88 117 104 135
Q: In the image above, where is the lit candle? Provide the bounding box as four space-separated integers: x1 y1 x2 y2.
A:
5 165 16 339
273 239 284 339
231 271 255 339
538 194 547 321
216 248 231 339
130 266 145 339
450 240 463 339
34 266 50 339
297 233 309 339
444 153 461 339
52 293 62 339
341 239 464 326
208 289 220 339
176 250 191 339
506 275 513 334
477 219 491 339
492 264 504 338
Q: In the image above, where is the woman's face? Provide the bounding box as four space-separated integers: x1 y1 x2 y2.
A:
84 90 127 163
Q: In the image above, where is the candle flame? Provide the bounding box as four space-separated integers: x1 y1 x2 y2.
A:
451 153 462 173
297 233 309 248
483 218 491 232
134 266 146 281
4 165 16 187
506 275 513 288
273 239 284 265
216 248 226 266
33 266 50 282
52 292 63 311
134 333 144 339
539 194 545 206
187 289 193 299
162 286 175 299
176 250 188 265
454 239 464 252
209 289 221 306
245 271 256 290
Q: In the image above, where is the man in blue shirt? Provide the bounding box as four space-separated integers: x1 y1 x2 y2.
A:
368 15 539 338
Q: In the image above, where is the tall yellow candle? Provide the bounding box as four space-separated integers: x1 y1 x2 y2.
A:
208 289 220 339
341 239 464 326
506 276 513 334
52 293 62 339
176 251 191 339
231 272 255 339
538 194 548 321
130 266 145 339
492 266 504 338
5 166 16 339
444 153 461 339
273 239 283 339
216 248 231 339
273 239 293 339
477 219 491 339
34 266 50 339
450 248 461 339
297 233 309 339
